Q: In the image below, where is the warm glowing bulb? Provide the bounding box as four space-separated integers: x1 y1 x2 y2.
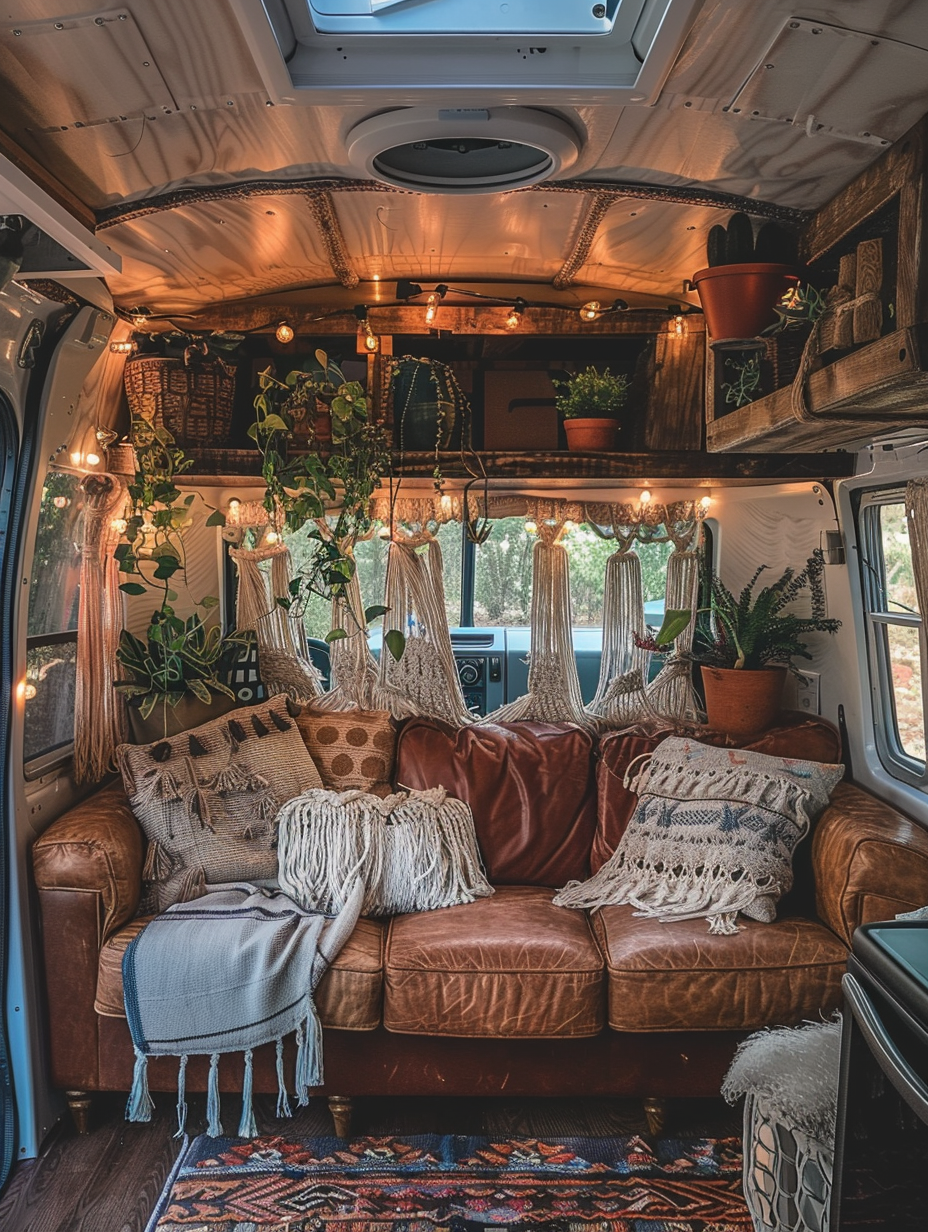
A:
673 314 686 336
579 300 601 322
265 529 280 544
86 452 100 466
505 306 522 330
699 495 712 510
111 517 128 534
23 682 37 701
131 314 148 329
70 451 82 465
110 339 135 354
440 493 453 514
524 520 537 535
53 495 69 509
639 489 651 505
15 679 26 703
424 294 439 325
275 321 294 344
373 274 380 281
363 323 379 352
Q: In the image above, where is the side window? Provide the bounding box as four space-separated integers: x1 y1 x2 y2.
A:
859 493 925 783
23 471 84 764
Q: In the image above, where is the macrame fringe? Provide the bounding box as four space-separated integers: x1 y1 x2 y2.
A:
276 787 493 916
126 1047 154 1123
587 548 659 729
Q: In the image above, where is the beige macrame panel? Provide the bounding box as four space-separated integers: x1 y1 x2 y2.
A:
647 510 704 725
75 472 130 783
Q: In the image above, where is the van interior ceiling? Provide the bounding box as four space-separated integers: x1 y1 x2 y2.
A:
1 0 928 1224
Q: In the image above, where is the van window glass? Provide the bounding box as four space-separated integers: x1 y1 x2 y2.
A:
472 517 674 628
284 518 462 639
23 470 84 763
860 495 926 779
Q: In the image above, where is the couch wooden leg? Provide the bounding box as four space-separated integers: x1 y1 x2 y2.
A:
328 1094 353 1139
66 1090 93 1135
643 1096 666 1137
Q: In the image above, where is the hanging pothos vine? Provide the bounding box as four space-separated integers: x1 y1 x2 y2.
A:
242 349 403 657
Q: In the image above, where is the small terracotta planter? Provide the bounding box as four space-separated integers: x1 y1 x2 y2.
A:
564 418 618 451
692 263 798 344
700 664 787 740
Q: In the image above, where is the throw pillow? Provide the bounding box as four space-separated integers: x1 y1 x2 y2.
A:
117 695 324 911
555 736 844 934
295 707 396 797
276 785 494 916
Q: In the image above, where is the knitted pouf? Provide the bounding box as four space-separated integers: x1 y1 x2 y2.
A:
722 1018 841 1232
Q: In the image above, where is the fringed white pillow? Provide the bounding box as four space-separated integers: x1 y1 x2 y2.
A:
555 737 844 934
275 786 494 916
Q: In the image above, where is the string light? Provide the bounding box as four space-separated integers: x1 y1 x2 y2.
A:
111 517 128 533
362 318 379 352
639 489 652 505
23 682 37 701
53 495 70 509
579 300 601 322
524 520 537 534
265 529 280 544
505 298 526 330
228 498 241 510
275 321 295 344
563 519 576 534
700 495 712 510
672 314 686 336
109 339 136 355
424 293 439 326
440 493 453 514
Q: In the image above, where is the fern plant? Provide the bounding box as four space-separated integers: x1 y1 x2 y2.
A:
696 550 840 674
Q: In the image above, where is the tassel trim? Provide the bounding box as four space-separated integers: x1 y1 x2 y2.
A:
126 1047 154 1123
238 1049 258 1139
206 1052 223 1138
175 1054 188 1138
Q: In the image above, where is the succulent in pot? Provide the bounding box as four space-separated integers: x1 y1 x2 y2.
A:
695 550 841 738
554 365 628 452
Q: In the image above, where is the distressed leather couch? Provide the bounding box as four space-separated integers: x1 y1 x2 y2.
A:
32 712 928 1135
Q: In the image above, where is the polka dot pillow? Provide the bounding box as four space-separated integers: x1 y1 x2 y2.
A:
295 707 396 797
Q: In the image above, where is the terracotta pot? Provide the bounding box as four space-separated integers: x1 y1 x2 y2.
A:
691 263 798 344
700 665 787 740
564 418 618 451
125 690 236 744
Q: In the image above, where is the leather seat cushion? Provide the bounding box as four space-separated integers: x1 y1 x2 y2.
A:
593 905 847 1032
384 886 604 1038
95 915 385 1031
395 718 597 885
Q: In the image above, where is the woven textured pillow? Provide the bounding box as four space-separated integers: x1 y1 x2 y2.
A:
276 786 493 916
117 695 324 911
555 737 844 934
295 707 396 797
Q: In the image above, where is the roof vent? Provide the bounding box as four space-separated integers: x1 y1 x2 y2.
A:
346 107 581 193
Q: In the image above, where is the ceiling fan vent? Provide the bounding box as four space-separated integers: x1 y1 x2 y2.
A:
346 107 582 193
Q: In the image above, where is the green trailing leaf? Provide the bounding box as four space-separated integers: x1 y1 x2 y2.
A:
364 604 389 622
119 582 147 596
324 628 348 643
384 629 406 662
653 608 692 647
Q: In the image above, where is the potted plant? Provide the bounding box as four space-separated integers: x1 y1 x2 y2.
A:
691 212 800 344
695 551 841 739
554 365 628 451
115 609 252 742
114 414 251 740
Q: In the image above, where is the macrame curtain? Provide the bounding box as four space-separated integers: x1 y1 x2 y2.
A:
584 506 657 729
379 529 473 725
484 500 592 728
647 508 704 725
75 472 129 783
227 534 324 703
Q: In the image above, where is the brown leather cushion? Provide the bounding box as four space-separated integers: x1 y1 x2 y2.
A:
594 713 843 916
813 781 928 946
384 886 605 1038
296 707 396 797
95 915 385 1031
592 904 847 1032
395 719 597 885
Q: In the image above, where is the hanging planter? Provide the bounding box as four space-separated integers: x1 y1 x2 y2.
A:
390 357 470 452
691 213 799 346
124 349 236 447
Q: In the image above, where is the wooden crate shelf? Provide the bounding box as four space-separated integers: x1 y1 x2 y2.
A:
707 326 928 453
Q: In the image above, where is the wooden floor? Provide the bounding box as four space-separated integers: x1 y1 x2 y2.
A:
0 1091 741 1232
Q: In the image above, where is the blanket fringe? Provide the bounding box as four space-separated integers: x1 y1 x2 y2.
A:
206 1052 223 1137
127 1047 153 1123
275 1037 291 1119
238 1049 258 1138
174 1054 188 1138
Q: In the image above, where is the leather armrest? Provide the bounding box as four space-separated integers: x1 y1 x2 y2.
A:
813 781 928 945
32 783 143 943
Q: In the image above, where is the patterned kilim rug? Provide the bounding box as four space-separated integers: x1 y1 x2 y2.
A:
146 1132 751 1231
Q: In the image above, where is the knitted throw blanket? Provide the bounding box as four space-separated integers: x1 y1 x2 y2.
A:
555 738 843 934
123 880 362 1137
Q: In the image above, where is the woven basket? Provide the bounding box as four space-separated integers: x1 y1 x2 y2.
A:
124 356 235 445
